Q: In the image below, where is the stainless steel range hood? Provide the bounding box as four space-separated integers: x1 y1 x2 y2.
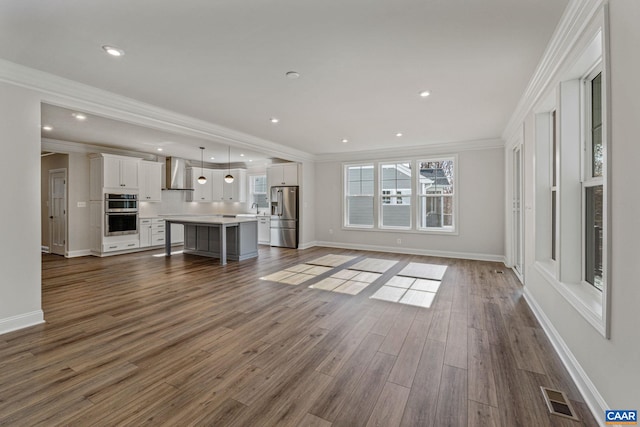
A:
164 157 194 190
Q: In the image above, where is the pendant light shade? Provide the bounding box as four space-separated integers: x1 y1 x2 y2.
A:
225 146 234 183
197 147 207 184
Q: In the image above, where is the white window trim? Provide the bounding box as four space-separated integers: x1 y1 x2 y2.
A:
379 161 412 230
342 156 457 235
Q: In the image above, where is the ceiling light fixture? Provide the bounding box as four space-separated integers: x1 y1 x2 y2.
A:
210 156 215 160
240 153 245 157
286 71 300 79
197 147 207 184
224 146 234 183
102 45 125 57
270 117 279 124
419 90 431 98
72 113 87 121
156 148 163 152
341 139 348 144
42 125 53 131
396 132 403 137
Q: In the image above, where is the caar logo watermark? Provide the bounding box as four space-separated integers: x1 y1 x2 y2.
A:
606 410 637 425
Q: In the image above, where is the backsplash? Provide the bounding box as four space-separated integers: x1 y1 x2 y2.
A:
138 190 252 217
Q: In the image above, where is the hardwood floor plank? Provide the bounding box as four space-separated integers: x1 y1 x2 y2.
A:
309 333 385 421
378 306 418 356
299 413 333 427
443 312 468 369
399 339 445 427
467 327 498 407
434 365 468 427
427 301 452 343
387 307 432 387
331 352 396 427
467 400 500 427
365 382 410 427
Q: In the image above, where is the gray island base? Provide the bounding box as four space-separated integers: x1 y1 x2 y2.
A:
164 216 258 265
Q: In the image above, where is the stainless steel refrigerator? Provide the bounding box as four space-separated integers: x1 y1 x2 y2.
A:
270 186 299 248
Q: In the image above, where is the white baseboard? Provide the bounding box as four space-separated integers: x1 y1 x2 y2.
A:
0 310 45 336
66 249 92 258
298 241 318 250
523 288 607 425
313 240 505 263
41 246 49 253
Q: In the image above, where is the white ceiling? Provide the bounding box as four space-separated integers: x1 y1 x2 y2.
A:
1 0 569 159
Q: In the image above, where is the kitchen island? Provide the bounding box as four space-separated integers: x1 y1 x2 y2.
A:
164 216 258 265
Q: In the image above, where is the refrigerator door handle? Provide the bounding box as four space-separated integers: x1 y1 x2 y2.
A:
277 190 283 216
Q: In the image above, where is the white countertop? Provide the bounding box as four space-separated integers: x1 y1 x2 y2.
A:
163 215 258 225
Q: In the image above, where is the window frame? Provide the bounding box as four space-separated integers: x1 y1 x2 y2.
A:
378 161 413 230
248 174 268 209
581 65 605 292
343 163 376 229
416 156 457 233
342 156 457 235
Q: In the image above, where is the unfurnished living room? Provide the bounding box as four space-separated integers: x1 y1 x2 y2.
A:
0 0 638 426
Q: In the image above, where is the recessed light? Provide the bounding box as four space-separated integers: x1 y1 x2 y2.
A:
102 45 125 57
210 156 215 160
249 159 253 162
419 90 431 98
240 154 245 157
341 139 348 144
286 71 300 79
270 117 279 124
396 132 403 137
42 125 53 131
72 113 87 121
156 148 163 152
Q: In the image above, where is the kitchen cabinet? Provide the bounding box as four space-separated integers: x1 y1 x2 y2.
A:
188 168 213 202
211 169 224 201
222 168 246 202
90 154 140 199
258 215 270 244
140 218 166 247
267 163 298 187
139 161 163 202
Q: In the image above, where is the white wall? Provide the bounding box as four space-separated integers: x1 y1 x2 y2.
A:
314 147 505 260
67 152 91 255
512 0 640 411
299 161 316 248
0 82 44 333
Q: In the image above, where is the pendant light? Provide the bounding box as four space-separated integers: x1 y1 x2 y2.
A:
197 147 207 184
224 146 234 183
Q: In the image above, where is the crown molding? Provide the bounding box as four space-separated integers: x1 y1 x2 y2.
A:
314 138 504 163
0 58 314 163
502 0 605 142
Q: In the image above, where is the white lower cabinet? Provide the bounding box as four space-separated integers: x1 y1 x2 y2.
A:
103 240 140 253
140 218 165 247
258 216 270 244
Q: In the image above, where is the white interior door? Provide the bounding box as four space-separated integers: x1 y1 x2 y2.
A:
49 169 67 256
512 146 523 277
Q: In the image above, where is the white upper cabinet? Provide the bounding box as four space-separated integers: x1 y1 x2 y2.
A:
267 163 298 187
104 155 139 189
223 169 246 202
188 168 213 202
211 169 224 201
90 154 141 199
139 161 163 202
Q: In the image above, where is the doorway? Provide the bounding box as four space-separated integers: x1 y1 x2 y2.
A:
49 168 67 256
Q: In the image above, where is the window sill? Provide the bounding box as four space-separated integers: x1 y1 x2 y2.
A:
534 261 606 337
342 225 458 236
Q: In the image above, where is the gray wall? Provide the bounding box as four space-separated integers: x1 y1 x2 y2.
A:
314 147 505 260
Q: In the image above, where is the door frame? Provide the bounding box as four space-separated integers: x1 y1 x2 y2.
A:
48 168 67 256
511 144 524 281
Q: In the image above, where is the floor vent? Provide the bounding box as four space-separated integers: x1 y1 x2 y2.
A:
541 387 579 421
492 270 504 274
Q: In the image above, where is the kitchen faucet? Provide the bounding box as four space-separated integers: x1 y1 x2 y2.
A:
251 202 259 214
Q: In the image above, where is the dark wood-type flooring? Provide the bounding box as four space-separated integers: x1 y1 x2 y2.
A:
0 246 597 426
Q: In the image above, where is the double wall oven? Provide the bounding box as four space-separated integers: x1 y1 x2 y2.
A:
104 193 138 236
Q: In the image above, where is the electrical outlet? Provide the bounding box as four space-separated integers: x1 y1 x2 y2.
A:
396 238 402 245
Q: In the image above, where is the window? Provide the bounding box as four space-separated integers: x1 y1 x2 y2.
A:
345 164 374 227
583 70 604 291
343 157 456 233
418 159 454 230
380 162 411 228
250 175 268 208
